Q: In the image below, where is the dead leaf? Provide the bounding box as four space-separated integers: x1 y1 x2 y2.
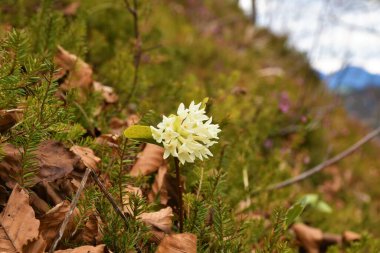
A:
70 145 101 171
342 231 361 244
0 185 9 208
138 207 173 233
0 143 22 188
127 114 140 126
148 164 182 209
148 164 168 205
123 185 143 215
29 191 51 215
36 140 80 183
54 46 93 91
0 141 79 188
292 223 323 253
39 200 79 248
93 81 119 104
108 115 139 136
95 134 119 151
75 214 103 245
0 184 46 252
0 109 22 133
156 233 197 253
63 2 80 16
130 144 164 177
54 244 106 253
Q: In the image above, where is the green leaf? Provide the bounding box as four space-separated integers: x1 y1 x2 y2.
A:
301 194 333 214
285 199 307 228
123 125 157 144
315 201 333 213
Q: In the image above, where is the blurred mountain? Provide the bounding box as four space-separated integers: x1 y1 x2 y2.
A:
340 86 380 127
319 66 380 93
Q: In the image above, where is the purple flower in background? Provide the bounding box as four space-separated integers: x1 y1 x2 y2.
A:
279 91 290 114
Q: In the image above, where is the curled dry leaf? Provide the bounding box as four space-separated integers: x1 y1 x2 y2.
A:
93 81 119 104
130 144 164 177
70 145 101 171
138 207 174 233
148 164 169 205
148 164 182 209
109 117 128 136
342 231 361 244
39 200 79 248
292 223 323 253
123 185 143 215
0 184 46 252
0 143 21 188
54 244 106 253
63 2 80 16
0 109 22 133
156 233 197 253
54 46 93 91
80 214 103 244
0 141 79 188
36 140 80 183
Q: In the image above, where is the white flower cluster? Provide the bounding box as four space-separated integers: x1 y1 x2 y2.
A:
150 101 221 164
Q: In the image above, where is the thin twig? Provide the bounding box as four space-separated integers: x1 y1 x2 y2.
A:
124 0 142 103
90 170 130 227
253 126 380 194
49 167 91 253
174 157 184 233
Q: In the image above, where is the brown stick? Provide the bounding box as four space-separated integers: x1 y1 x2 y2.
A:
48 167 91 253
124 0 142 102
174 157 184 233
90 170 130 227
254 126 380 194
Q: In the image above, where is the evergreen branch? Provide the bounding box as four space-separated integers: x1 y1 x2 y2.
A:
253 126 380 194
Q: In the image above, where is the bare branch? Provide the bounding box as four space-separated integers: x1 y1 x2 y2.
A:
253 126 380 194
90 170 130 226
49 167 91 253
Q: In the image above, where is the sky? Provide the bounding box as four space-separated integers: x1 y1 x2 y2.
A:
239 0 380 74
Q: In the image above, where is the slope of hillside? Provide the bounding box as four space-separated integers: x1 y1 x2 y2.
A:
1 0 380 251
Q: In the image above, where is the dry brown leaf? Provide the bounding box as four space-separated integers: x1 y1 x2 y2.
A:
80 214 103 244
95 134 119 151
123 185 143 215
70 145 101 171
54 244 106 253
130 144 164 177
63 2 80 16
93 81 119 104
0 143 21 188
36 140 80 183
138 207 174 233
39 200 79 248
148 164 169 205
54 46 93 91
292 223 323 253
127 114 140 126
0 109 22 133
0 141 79 188
342 231 361 244
0 184 46 253
0 185 9 207
29 191 50 215
156 233 197 253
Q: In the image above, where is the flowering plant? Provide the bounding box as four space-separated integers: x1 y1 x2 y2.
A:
150 101 221 164
124 99 220 232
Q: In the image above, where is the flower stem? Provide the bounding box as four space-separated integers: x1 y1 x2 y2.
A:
174 157 184 232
